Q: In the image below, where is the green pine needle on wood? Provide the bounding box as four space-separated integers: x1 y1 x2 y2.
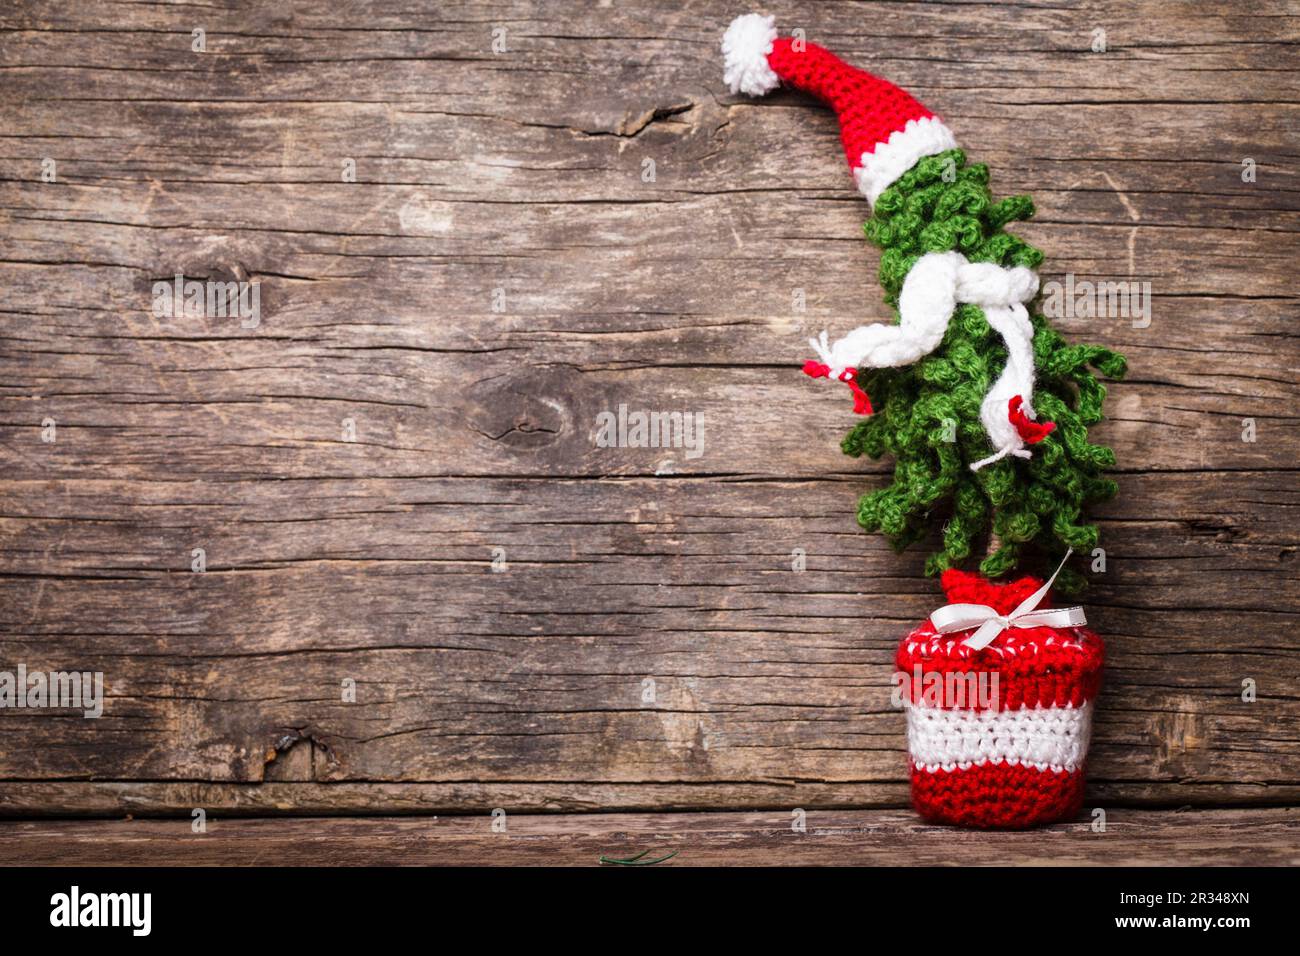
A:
841 150 1127 591
599 849 679 866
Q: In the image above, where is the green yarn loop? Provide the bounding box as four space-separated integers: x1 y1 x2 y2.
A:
842 150 1126 590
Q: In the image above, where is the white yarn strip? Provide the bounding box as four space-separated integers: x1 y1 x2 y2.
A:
969 302 1037 470
808 251 1041 470
906 700 1093 774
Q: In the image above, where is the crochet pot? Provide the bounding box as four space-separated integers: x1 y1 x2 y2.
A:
895 569 1103 828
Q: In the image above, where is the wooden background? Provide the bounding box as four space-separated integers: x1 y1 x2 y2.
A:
1 0 1298 864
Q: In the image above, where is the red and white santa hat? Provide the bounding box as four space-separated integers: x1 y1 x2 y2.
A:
721 13 957 205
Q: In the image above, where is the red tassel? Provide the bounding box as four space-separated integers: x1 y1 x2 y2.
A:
1009 395 1055 444
844 372 873 415
802 362 872 415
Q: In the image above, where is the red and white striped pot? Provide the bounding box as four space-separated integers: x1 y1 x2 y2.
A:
895 569 1103 828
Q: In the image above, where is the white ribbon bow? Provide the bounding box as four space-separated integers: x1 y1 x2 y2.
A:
929 550 1086 650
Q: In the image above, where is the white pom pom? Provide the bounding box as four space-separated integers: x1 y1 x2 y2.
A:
722 13 779 96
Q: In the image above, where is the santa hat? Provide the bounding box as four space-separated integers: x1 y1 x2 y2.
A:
721 13 957 206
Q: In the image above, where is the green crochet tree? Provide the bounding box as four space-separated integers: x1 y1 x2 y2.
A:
841 149 1127 591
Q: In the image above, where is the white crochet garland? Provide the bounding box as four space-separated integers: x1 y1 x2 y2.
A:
808 251 1042 471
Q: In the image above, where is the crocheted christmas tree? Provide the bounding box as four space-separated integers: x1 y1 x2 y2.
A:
722 12 1123 828
722 12 1124 589
843 150 1127 589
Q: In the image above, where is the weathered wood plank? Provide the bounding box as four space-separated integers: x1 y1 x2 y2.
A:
0 4 1296 483
0 472 1295 804
4 780 1300 818
1 808 1296 866
0 0 1297 815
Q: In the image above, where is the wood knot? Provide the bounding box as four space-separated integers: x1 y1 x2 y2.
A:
466 366 571 451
